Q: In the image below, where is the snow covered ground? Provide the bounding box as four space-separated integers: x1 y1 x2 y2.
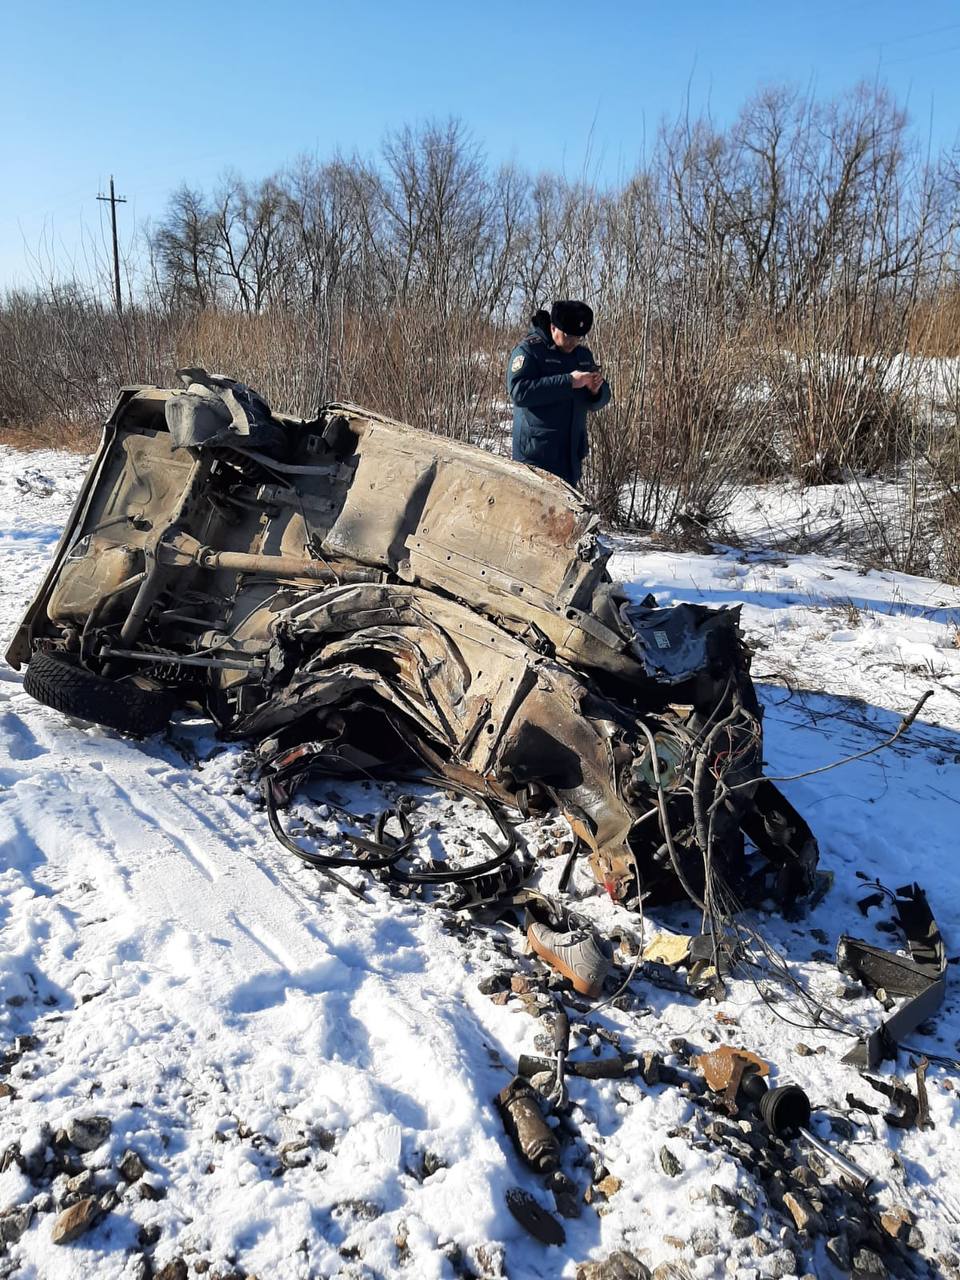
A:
1 446 960 1280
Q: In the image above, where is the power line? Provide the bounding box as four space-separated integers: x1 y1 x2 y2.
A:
96 176 127 314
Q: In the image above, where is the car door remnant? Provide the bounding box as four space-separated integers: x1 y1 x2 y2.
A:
7 371 820 911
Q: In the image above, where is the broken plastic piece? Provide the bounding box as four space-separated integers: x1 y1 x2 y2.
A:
758 1084 811 1133
642 933 692 966
504 1187 566 1246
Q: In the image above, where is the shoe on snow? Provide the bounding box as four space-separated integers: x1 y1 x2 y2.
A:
526 910 611 998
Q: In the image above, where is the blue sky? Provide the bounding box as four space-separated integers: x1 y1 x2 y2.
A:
2 0 960 288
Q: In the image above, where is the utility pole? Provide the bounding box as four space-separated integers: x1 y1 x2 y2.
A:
97 176 127 315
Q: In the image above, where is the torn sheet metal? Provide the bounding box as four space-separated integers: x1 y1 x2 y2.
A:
165 367 287 453
838 882 946 1069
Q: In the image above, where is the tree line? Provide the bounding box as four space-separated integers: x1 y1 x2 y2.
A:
2 82 959 576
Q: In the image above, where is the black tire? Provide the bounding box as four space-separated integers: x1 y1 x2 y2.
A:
23 650 173 738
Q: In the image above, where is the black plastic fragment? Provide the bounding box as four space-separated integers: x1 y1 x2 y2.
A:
838 882 946 1069
505 1187 566 1246
862 1075 919 1129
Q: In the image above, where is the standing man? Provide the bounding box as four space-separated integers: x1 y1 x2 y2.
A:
507 301 610 488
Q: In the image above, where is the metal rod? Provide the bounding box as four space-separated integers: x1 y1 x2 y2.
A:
118 557 163 646
203 549 337 579
799 1127 876 1194
101 647 264 671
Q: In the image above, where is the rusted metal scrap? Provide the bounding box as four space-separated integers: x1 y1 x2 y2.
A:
517 1053 640 1081
7 371 823 911
692 1044 770 1112
495 1077 560 1173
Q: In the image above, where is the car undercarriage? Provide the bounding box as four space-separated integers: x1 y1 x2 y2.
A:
6 370 819 910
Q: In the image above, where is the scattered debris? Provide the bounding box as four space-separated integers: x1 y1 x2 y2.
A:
65 1115 111 1153
278 1140 311 1170
576 1251 651 1280
0 1205 33 1245
692 1044 769 1110
782 1190 826 1234
642 934 692 966
880 1205 916 1242
517 1052 640 1081
117 1148 148 1182
595 1174 621 1198
862 1075 920 1129
731 1211 758 1238
915 1056 933 1130
154 1260 189 1280
658 1146 683 1177
838 882 946 1068
543 1005 570 1108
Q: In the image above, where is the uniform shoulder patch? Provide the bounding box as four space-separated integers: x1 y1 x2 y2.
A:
511 353 525 373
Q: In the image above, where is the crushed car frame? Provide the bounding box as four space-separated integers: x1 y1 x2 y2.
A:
6 370 818 909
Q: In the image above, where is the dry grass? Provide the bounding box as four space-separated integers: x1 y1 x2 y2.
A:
0 418 99 453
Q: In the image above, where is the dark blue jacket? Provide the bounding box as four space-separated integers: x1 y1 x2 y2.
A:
507 322 611 487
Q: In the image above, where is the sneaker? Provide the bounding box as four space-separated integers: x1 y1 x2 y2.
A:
526 908 612 998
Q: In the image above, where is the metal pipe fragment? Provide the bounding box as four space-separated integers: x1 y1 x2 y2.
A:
516 1053 638 1080
799 1127 876 1194
495 1077 560 1173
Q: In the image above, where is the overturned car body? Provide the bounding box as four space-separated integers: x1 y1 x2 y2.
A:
7 371 818 908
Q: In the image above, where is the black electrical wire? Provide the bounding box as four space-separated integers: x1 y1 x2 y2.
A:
372 796 518 884
263 777 404 900
262 759 520 891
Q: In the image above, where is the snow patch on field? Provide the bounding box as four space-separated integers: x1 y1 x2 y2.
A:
1 449 959 1279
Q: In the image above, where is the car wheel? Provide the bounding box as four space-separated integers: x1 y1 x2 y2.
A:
23 650 174 737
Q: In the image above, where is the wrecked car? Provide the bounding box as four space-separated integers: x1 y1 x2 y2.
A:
6 370 818 909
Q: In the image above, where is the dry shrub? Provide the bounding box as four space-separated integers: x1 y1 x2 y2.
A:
907 287 960 358
941 490 960 583
0 285 175 435
174 310 325 416
641 347 757 523
767 356 920 483
929 425 960 581
335 307 507 444
0 417 100 452
174 306 507 443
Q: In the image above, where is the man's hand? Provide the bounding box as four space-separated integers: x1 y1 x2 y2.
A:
571 370 603 391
